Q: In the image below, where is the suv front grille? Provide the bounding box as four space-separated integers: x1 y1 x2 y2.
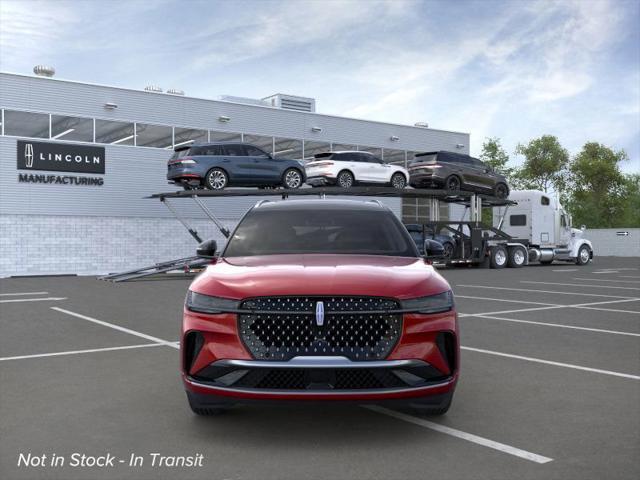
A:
238 296 402 361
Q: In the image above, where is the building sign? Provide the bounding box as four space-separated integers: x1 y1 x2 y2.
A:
17 140 105 174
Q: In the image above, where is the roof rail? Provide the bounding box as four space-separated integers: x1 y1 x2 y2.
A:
255 199 271 207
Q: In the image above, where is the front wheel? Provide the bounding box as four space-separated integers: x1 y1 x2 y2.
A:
494 183 509 199
337 170 354 188
390 172 407 189
282 168 303 189
205 168 228 190
576 245 591 265
442 242 455 260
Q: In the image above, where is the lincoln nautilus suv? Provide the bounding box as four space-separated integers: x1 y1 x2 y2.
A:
181 199 459 415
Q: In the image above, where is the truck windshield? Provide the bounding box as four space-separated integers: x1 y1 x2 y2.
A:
224 208 418 257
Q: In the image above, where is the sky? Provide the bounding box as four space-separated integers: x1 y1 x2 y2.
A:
1 0 638 172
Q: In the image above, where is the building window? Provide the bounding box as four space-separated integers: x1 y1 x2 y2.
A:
402 199 449 223
50 114 94 142
274 137 303 161
95 119 135 145
358 145 383 159
210 130 241 142
303 140 330 162
243 133 274 154
332 142 357 152
384 148 406 166
173 127 207 148
3 110 50 138
135 123 173 148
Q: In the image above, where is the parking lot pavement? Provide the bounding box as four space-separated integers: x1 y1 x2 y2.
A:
1 257 639 480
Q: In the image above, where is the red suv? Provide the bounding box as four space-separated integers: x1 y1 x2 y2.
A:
181 199 459 415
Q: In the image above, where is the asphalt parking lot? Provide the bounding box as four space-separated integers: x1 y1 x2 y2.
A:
1 257 639 480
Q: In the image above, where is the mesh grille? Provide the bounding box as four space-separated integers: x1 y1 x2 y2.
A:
239 297 402 361
233 368 405 390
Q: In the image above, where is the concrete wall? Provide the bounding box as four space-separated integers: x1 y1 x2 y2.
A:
584 228 640 257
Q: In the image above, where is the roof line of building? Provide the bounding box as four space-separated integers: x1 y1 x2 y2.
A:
0 71 470 137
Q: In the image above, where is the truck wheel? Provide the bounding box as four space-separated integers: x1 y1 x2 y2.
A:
507 246 526 268
576 245 591 265
490 245 507 269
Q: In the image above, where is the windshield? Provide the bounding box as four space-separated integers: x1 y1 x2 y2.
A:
224 208 418 257
170 148 192 161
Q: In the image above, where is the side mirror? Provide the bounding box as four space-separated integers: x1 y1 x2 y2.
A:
581 225 586 231
197 239 217 258
423 239 445 259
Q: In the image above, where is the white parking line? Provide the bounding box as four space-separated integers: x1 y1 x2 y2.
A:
573 278 640 284
0 297 67 303
461 346 640 380
455 295 558 306
463 314 640 337
457 298 640 318
0 343 164 362
365 406 553 464
455 284 637 299
521 281 640 291
620 276 640 279
552 269 578 272
51 307 179 349
0 291 49 296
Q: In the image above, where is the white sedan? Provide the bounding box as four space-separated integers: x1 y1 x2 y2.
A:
304 151 409 189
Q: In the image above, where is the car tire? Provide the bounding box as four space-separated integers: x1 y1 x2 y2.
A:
205 168 228 190
494 183 509 199
390 172 407 189
507 246 526 268
442 241 455 260
490 245 507 269
337 170 354 188
282 168 303 189
445 175 461 193
576 245 591 265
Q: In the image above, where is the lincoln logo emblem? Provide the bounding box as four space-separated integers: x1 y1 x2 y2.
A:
24 143 34 168
315 301 325 327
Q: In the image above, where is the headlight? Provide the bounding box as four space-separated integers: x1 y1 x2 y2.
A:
401 291 453 314
185 291 238 314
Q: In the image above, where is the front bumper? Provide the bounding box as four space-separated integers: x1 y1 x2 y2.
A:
182 307 459 404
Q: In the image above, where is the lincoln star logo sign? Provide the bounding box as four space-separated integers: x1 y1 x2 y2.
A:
315 301 325 327
24 143 34 168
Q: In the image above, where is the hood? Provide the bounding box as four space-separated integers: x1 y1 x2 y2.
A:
190 254 450 300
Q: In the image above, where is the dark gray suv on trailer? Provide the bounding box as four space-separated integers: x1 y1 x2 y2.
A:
408 151 510 199
167 142 306 190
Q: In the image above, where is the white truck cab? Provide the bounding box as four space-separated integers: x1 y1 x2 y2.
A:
493 190 593 265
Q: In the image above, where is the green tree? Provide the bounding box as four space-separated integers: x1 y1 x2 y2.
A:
480 137 514 177
619 174 640 227
566 142 629 228
514 135 569 193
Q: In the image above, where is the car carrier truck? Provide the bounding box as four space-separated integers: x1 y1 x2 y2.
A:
417 189 594 269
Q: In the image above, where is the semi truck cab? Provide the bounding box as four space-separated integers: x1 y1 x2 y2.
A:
493 190 593 265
